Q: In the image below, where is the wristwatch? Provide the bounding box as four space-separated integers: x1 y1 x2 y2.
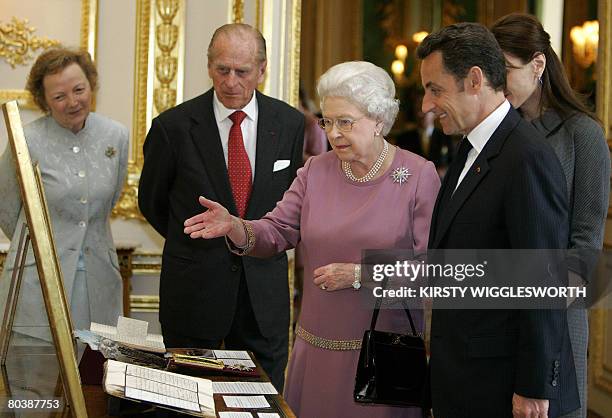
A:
352 264 362 290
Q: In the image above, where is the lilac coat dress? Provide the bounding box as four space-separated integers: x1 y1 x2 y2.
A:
248 148 440 418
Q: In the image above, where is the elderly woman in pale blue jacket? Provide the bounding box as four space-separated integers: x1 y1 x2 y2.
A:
0 47 128 342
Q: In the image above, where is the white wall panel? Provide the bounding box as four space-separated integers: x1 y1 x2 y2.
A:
182 0 231 101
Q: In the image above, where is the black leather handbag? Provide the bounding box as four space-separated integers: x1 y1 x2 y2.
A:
354 296 428 407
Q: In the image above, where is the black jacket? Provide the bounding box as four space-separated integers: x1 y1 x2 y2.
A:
428 107 579 417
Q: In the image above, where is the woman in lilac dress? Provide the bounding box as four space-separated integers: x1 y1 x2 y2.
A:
184 61 440 417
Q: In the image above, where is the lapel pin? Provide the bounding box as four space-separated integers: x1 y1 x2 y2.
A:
475 166 481 173
105 146 117 158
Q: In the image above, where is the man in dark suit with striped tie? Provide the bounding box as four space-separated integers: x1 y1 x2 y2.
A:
417 23 579 417
139 23 304 391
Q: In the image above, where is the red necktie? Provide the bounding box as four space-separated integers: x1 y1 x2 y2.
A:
228 111 252 217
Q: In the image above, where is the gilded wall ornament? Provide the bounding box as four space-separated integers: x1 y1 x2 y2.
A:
0 17 60 68
112 164 142 219
153 0 180 113
232 0 245 23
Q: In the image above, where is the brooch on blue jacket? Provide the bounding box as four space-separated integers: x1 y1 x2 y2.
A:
105 146 117 158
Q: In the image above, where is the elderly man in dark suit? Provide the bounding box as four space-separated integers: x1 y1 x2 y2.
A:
138 23 304 391
417 23 579 417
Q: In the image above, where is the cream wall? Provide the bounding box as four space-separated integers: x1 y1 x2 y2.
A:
96 0 137 137
183 0 225 101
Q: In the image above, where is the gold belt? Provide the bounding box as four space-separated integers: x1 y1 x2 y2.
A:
296 325 362 351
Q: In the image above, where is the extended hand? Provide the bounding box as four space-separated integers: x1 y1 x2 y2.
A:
183 196 235 239
313 263 355 291
512 393 549 418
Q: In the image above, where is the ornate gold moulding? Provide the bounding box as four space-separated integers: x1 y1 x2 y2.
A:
154 0 180 114
0 17 60 68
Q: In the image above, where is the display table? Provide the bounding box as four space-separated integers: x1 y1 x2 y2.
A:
0 345 295 417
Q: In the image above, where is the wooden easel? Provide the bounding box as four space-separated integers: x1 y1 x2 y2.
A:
0 223 29 364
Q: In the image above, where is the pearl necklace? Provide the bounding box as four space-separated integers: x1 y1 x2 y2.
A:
342 140 389 183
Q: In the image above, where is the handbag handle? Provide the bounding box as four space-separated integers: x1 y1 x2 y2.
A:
369 278 418 337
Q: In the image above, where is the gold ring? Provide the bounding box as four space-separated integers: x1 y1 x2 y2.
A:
320 284 326 290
